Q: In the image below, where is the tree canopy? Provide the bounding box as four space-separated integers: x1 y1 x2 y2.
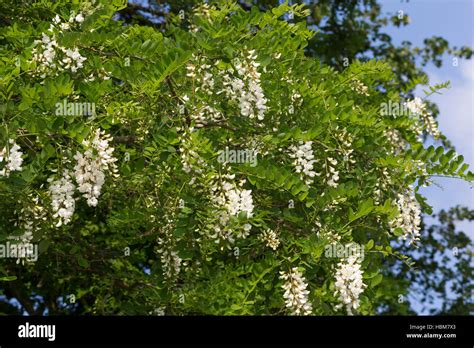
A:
0 0 472 315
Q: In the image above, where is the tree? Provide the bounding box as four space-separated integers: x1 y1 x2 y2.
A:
118 0 474 316
0 0 472 315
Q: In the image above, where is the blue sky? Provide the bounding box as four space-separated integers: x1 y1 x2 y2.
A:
379 0 473 314
380 0 474 240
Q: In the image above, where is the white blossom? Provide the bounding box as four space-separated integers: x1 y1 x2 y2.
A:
14 195 47 235
12 195 47 264
208 174 255 243
390 190 421 245
73 129 118 207
0 139 24 177
186 55 215 94
405 97 426 115
405 97 441 138
384 129 406 154
222 50 267 120
260 229 280 250
335 129 356 165
289 141 316 185
191 105 224 126
350 78 370 96
325 157 339 188
150 307 166 316
75 13 85 23
48 170 76 227
156 217 181 281
280 267 313 315
30 14 87 78
334 255 366 315
159 249 182 280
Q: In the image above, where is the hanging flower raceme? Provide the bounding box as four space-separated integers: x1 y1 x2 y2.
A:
405 97 441 138
350 78 370 96
288 141 317 185
14 195 47 235
11 195 47 264
390 190 422 245
260 229 280 250
208 173 254 243
0 139 24 177
221 50 267 120
48 170 76 227
334 254 366 315
325 156 339 188
73 129 118 207
30 11 87 78
156 216 182 282
384 129 407 154
279 267 313 315
186 54 215 95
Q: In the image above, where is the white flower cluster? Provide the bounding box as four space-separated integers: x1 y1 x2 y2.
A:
421 112 441 138
179 131 206 176
73 129 118 207
334 254 366 315
390 190 421 245
31 12 87 78
51 11 85 31
186 55 215 95
150 307 166 316
373 168 391 205
260 229 280 250
412 159 428 178
159 249 182 280
188 3 214 32
280 267 313 315
335 129 355 165
0 139 23 177
157 217 182 281
191 105 225 126
405 97 440 138
288 90 303 114
325 156 339 188
384 129 406 154
48 170 76 227
222 50 267 120
289 141 317 185
15 195 47 234
12 195 47 264
315 224 342 244
31 33 87 77
350 78 370 96
84 68 111 82
209 174 254 243
405 97 425 115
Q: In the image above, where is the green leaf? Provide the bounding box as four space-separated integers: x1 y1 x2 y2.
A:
349 198 374 223
366 239 374 250
0 276 17 281
77 257 89 268
393 227 404 237
370 274 383 287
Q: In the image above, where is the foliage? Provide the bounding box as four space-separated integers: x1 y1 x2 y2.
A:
0 0 472 315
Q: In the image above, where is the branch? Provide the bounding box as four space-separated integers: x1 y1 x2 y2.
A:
200 122 237 132
7 281 36 315
166 77 191 126
112 135 138 144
